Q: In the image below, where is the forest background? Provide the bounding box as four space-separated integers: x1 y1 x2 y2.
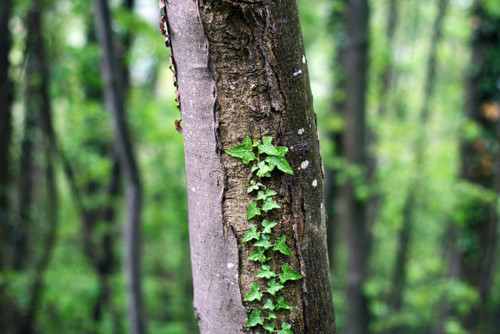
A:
0 0 499 333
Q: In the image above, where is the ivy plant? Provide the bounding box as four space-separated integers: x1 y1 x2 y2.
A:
226 136 302 333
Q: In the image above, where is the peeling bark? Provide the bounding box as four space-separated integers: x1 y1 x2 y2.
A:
165 0 335 333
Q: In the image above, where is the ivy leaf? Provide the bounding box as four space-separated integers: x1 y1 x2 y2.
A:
262 220 278 234
247 180 265 193
257 189 278 201
242 225 260 243
265 156 294 175
257 264 276 279
254 234 273 249
276 322 293 334
244 282 263 302
249 247 267 263
262 298 275 311
262 197 281 213
247 201 261 220
256 161 273 178
266 278 284 296
279 263 303 283
268 312 277 320
246 308 265 327
263 322 276 333
225 137 256 164
273 235 291 256
276 296 293 310
276 146 288 157
258 136 280 156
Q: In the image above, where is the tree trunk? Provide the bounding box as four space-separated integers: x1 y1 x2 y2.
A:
388 0 448 330
458 1 500 332
164 0 336 333
335 0 371 333
0 0 13 331
92 0 145 333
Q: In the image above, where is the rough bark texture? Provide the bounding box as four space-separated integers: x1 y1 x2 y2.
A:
337 1 371 333
166 1 335 333
93 0 145 332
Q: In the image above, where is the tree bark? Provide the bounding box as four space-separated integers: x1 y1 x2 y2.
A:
335 1 371 333
388 0 448 330
93 0 145 333
164 1 336 333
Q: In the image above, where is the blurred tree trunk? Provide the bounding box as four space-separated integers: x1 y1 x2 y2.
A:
0 0 13 331
388 1 448 332
164 1 336 333
335 0 371 333
93 0 145 333
15 1 60 333
377 0 398 117
457 1 500 332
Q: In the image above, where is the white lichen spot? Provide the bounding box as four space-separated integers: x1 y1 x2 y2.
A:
227 263 235 269
302 55 306 64
300 160 309 169
321 202 324 209
293 69 303 78
312 179 318 187
298 128 305 135
191 187 196 192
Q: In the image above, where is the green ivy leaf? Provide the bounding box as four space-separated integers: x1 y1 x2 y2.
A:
242 225 260 243
273 235 291 256
257 264 276 279
247 201 261 220
276 296 293 310
256 161 273 178
262 197 281 213
244 282 263 302
225 137 256 165
257 189 278 201
279 263 303 283
246 308 265 327
262 298 275 311
247 180 265 193
263 322 276 333
258 137 280 156
265 156 294 175
249 247 267 263
262 220 278 234
266 278 284 296
276 146 288 157
276 322 293 334
254 234 272 249
268 312 277 320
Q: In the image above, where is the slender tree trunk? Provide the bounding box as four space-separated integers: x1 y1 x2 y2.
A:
164 1 336 333
0 0 13 331
377 0 398 117
93 0 145 333
334 0 371 333
387 1 449 331
457 1 500 332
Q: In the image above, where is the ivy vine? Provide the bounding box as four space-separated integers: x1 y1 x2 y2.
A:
225 136 302 334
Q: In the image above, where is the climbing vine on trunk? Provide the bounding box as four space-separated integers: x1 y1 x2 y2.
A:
226 136 301 334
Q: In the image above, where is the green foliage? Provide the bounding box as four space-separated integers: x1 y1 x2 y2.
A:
225 137 256 165
226 137 300 333
279 263 303 284
244 283 263 302
273 236 292 256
